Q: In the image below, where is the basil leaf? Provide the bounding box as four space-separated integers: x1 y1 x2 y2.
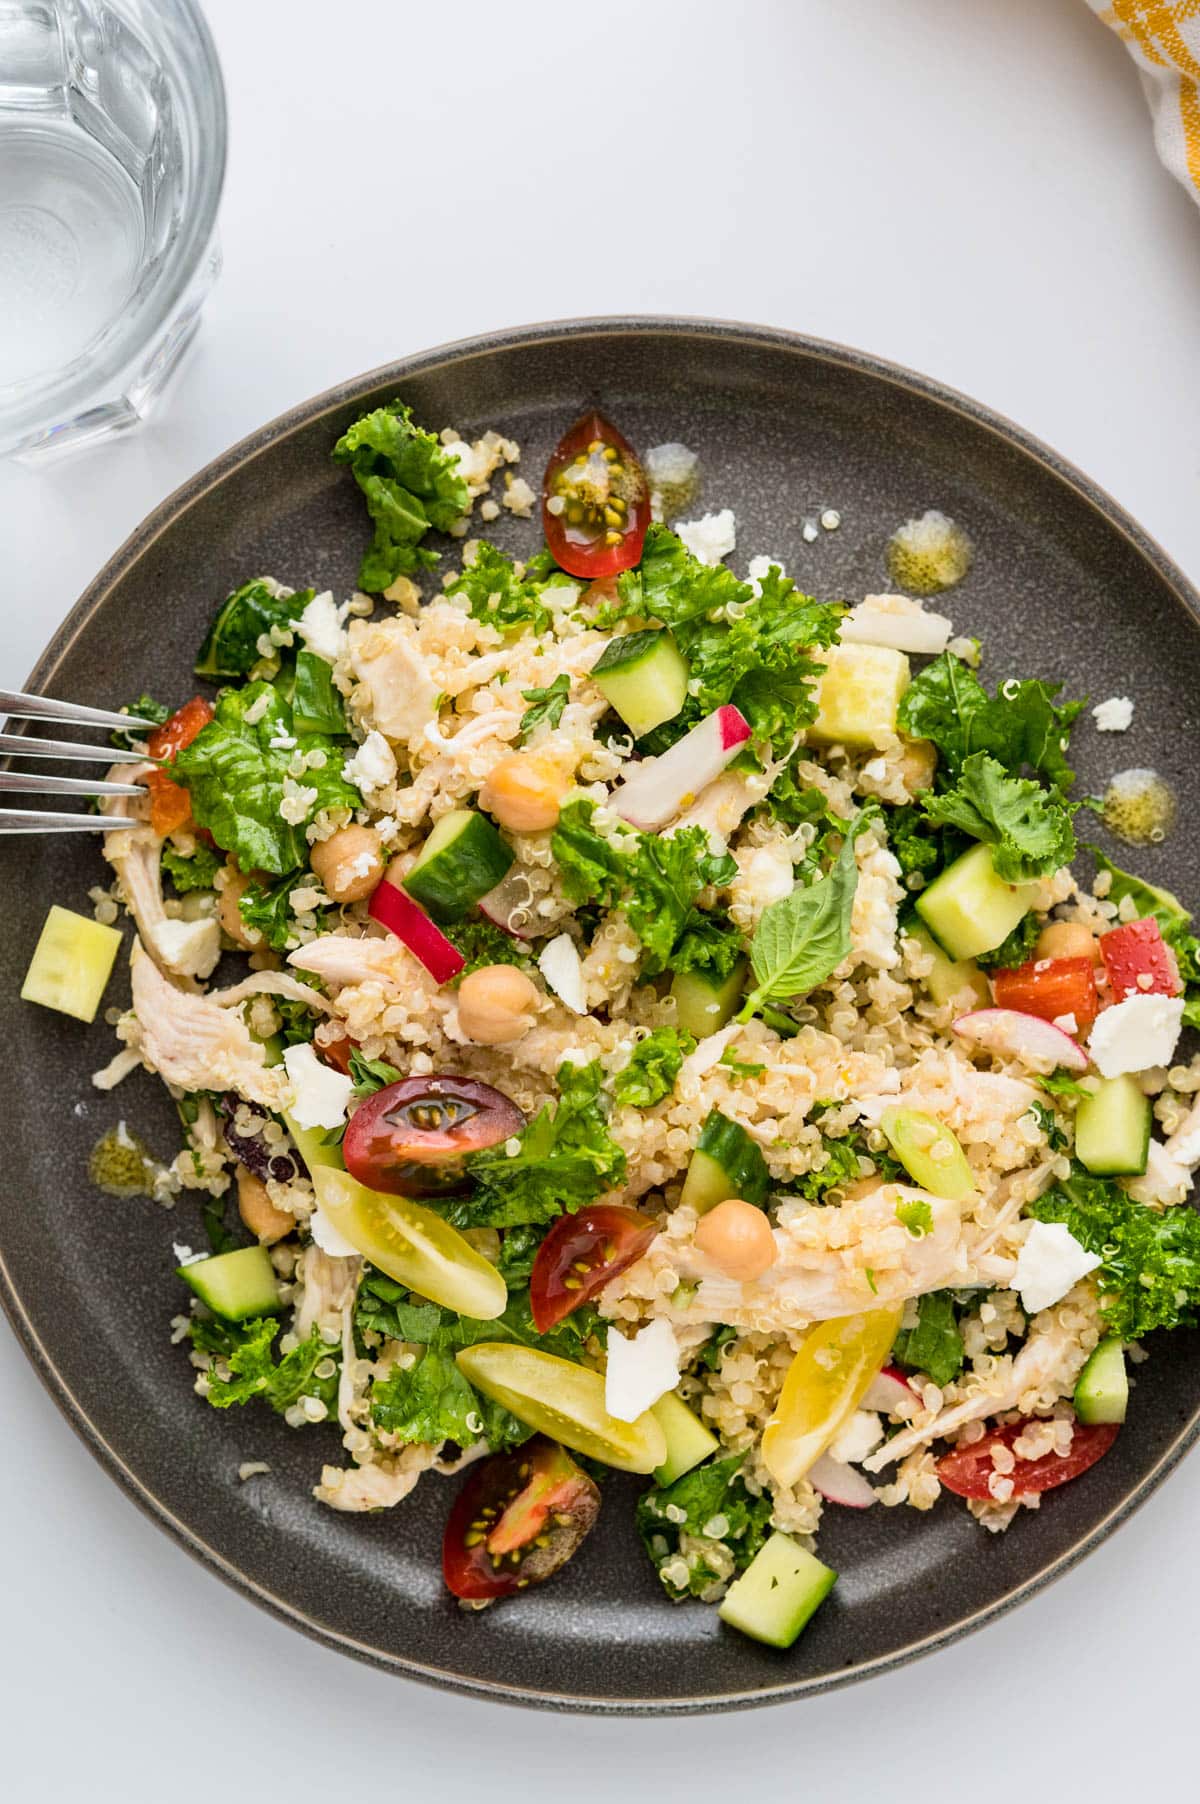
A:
740 817 865 1017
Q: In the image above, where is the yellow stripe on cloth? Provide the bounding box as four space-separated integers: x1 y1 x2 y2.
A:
1089 1 1200 202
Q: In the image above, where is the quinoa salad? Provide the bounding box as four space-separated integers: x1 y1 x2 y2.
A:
24 398 1200 1648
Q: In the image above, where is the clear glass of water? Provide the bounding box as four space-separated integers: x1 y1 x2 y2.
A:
0 0 226 458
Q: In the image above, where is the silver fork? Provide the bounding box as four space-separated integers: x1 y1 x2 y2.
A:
0 689 163 832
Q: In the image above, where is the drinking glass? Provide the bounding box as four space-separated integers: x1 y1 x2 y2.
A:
0 0 226 457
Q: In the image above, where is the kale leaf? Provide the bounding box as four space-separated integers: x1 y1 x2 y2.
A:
1030 1168 1200 1338
975 909 1042 971
237 869 326 953
194 580 314 679
612 1027 695 1109
446 542 553 635
794 1134 867 1201
519 672 571 739
550 798 630 910
921 751 1075 881
172 680 361 875
636 1453 773 1602
189 1316 339 1416
892 1291 964 1386
449 915 533 976
452 1060 627 1228
897 653 1083 789
110 693 170 749
161 842 222 894
332 400 469 592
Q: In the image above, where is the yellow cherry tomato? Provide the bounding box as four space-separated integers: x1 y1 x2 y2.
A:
762 1306 905 1489
455 1343 667 1473
311 1165 506 1320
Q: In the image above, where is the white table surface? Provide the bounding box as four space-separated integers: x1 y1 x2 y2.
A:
3 0 1199 1791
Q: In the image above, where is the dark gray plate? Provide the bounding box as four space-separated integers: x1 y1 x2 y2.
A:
4 318 1200 1712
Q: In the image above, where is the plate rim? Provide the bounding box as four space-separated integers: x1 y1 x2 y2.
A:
6 313 1200 1713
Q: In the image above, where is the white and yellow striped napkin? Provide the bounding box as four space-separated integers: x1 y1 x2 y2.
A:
1088 3 1200 205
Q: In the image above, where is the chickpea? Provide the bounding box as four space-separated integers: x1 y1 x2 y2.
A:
897 737 937 795
236 1164 293 1244
479 752 567 833
457 963 540 1044
694 1198 777 1282
310 824 385 903
217 862 259 949
1035 919 1100 964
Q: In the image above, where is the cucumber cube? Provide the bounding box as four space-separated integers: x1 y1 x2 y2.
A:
592 629 690 738
1074 1336 1127 1425
916 842 1038 962
1074 1074 1151 1177
718 1532 837 1648
21 905 122 1023
680 1110 770 1214
906 923 990 1010
671 960 747 1037
178 1245 282 1321
808 644 910 750
651 1391 719 1485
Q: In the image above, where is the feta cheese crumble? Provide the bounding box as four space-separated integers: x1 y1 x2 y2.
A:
343 729 397 795
1088 993 1184 1076
1092 695 1134 732
1013 1221 1101 1315
604 1319 680 1422
538 933 586 1013
828 1409 884 1465
309 1204 360 1259
297 591 348 663
675 508 736 566
282 1042 354 1130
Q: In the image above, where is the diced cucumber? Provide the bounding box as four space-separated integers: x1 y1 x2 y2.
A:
282 1108 345 1174
808 644 910 750
403 809 513 923
592 629 690 738
1075 1075 1151 1177
1074 1336 1128 1425
880 1107 975 1201
915 842 1038 961
718 1532 837 1648
680 1109 770 1214
671 959 747 1037
21 905 122 1023
651 1391 719 1486
906 922 990 1010
179 1245 282 1320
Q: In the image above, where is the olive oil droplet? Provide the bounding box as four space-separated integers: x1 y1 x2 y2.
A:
89 1124 154 1197
886 509 973 595
1101 767 1176 848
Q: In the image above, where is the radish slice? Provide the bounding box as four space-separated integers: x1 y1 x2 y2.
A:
368 880 465 984
538 933 586 1013
861 1366 914 1413
611 704 752 831
839 600 953 656
807 1453 877 1508
953 1006 1088 1073
477 867 536 940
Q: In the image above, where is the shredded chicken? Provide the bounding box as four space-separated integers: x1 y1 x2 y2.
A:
862 1312 1091 1472
286 929 416 992
667 768 776 846
315 1444 439 1512
128 939 286 1108
103 815 220 981
347 617 439 742
209 971 334 1015
292 1243 361 1342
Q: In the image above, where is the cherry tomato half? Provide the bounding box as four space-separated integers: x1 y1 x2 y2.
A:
342 1075 524 1196
935 1419 1118 1499
144 698 214 838
529 1203 658 1334
442 1437 601 1601
542 411 650 581
317 1031 357 1076
992 955 1098 1030
1099 916 1181 1002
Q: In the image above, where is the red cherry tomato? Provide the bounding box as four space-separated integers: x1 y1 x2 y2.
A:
992 955 1098 1029
1099 916 1181 1002
144 698 214 838
935 1419 1118 1499
542 411 650 581
442 1437 601 1601
529 1203 658 1333
342 1074 524 1196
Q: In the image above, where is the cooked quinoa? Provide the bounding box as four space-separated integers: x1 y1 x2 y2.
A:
63 397 1200 1643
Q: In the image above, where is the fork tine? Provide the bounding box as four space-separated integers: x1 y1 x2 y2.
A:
0 731 156 765
0 771 145 798
0 689 164 734
0 809 141 832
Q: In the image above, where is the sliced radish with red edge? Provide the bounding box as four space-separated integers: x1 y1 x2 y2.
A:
861 1366 915 1413
807 1453 877 1508
953 1006 1088 1073
368 880 465 984
611 705 752 831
